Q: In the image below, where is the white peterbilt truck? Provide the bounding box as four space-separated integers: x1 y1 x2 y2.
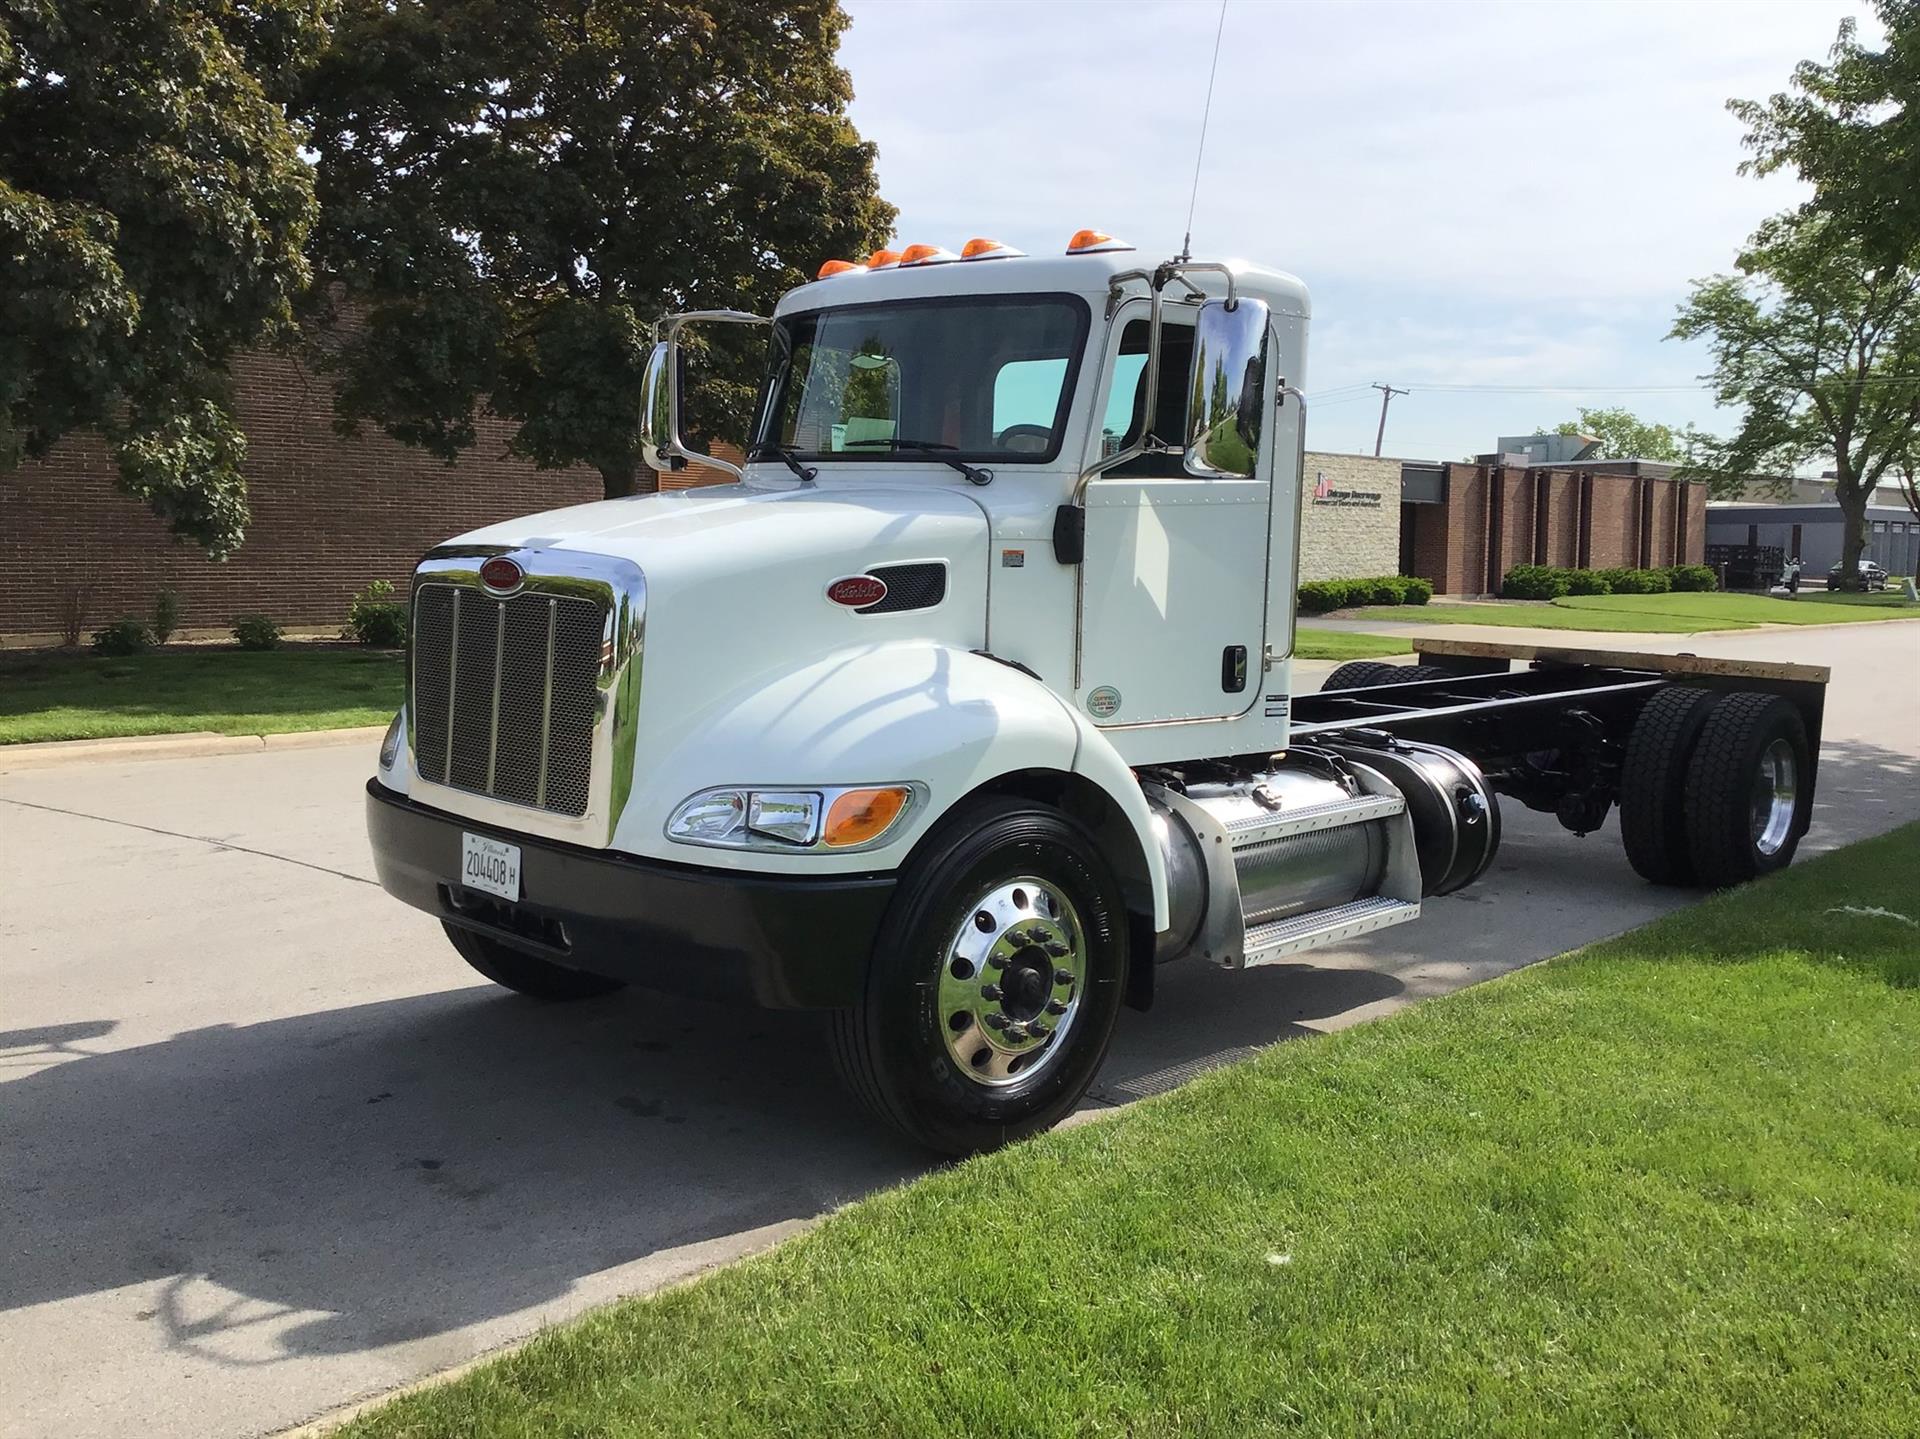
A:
367 231 1830 1153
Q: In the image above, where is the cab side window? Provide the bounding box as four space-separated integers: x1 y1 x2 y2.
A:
1097 318 1195 477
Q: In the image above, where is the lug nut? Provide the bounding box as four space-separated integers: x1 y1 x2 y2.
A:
1029 1020 1050 1036
984 1012 1010 1031
1046 998 1068 1015
1042 940 1070 957
980 983 1002 1001
1053 969 1075 986
987 953 1010 970
1005 1022 1029 1041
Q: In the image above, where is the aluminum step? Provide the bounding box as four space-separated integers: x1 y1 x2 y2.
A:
1222 792 1405 850
1239 895 1421 968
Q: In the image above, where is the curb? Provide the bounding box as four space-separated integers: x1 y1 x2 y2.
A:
0 724 384 773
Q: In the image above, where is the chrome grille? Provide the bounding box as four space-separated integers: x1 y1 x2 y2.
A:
411 583 607 817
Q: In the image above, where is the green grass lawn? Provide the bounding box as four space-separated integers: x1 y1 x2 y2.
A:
1292 629 1413 661
1347 601 1730 632
1554 590 1920 627
0 648 404 743
338 826 1920 1439
1347 588 1920 634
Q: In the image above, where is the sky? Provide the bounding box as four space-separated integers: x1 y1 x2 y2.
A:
837 0 1878 462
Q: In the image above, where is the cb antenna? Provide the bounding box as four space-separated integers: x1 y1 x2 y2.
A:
1180 0 1230 263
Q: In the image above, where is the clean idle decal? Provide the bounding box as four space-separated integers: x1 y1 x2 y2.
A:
1085 686 1122 719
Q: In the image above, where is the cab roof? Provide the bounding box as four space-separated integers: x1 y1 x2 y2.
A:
776 248 1310 322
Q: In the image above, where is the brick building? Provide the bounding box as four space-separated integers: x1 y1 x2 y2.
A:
0 347 736 641
1400 460 1708 596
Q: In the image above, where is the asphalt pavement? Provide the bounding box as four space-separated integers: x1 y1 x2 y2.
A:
3 622 1917 1438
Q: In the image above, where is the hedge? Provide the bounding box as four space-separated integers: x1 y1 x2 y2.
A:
1502 564 1716 600
1298 575 1433 613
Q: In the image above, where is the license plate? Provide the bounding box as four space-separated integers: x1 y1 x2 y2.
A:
460 833 521 900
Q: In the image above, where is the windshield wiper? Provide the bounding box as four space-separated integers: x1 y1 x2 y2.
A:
842 437 993 486
747 441 818 484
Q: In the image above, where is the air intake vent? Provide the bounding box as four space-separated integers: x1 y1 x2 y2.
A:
860 563 946 613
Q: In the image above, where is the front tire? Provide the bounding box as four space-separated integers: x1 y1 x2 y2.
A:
441 921 626 1000
831 797 1129 1155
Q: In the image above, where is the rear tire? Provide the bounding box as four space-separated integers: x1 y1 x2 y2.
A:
830 796 1128 1155
1618 686 1718 885
1682 693 1812 888
1321 660 1401 690
441 921 626 1000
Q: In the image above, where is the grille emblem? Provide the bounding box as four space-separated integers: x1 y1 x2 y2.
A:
825 574 888 609
479 555 525 594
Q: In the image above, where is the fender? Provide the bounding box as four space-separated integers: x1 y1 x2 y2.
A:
612 642 1154 908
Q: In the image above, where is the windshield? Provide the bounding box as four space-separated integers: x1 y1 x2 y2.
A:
754 294 1090 464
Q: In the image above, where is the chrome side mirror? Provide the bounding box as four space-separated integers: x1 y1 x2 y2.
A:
638 338 678 473
1183 297 1270 479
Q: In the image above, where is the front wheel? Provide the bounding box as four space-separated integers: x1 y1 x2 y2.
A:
830 797 1129 1155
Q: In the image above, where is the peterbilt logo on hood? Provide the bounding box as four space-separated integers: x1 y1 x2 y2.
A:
825 574 888 609
479 555 525 594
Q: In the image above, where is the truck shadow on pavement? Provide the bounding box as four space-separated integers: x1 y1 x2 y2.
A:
0 943 1390 1370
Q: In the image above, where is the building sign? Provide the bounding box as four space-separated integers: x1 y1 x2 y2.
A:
1312 471 1384 508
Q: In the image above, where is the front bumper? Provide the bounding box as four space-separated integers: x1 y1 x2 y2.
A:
366 779 894 1009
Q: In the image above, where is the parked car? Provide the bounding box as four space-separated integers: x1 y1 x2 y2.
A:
1827 558 1889 591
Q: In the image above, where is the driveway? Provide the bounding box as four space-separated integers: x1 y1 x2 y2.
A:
3 622 1916 1438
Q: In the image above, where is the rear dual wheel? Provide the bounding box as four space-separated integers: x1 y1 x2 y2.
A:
830 797 1128 1155
1619 688 1810 888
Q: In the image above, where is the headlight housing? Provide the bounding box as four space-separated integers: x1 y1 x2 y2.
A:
666 784 921 853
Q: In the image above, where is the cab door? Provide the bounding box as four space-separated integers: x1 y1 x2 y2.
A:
1073 305 1272 727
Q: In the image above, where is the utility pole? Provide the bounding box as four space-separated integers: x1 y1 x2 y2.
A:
1371 383 1408 457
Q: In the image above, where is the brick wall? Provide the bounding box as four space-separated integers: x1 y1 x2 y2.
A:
1298 452 1402 581
1400 464 1707 595
0 348 742 640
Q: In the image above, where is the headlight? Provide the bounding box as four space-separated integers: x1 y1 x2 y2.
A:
667 784 919 853
379 709 404 772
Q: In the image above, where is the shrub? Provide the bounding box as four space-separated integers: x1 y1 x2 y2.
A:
1398 576 1433 605
1599 566 1671 594
1298 579 1353 613
347 579 409 648
1665 563 1718 592
60 584 93 647
151 588 183 644
1564 570 1613 596
232 613 281 651
91 618 153 656
1502 564 1571 600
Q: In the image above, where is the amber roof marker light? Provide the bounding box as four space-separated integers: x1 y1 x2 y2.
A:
816 259 864 279
897 243 959 266
960 237 1025 260
1066 229 1134 254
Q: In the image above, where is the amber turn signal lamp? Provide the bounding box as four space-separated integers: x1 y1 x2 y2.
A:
823 787 912 848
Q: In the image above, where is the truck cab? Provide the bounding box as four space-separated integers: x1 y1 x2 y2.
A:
366 232 1826 1154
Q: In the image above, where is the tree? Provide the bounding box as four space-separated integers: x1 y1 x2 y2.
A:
1731 1 1920 270
1550 407 1695 463
0 0 324 556
296 0 896 500
1671 211 1920 586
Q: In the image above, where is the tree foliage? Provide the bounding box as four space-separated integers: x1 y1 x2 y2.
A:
1731 1 1920 269
296 0 896 499
1671 211 1920 583
1551 407 1696 464
0 0 324 556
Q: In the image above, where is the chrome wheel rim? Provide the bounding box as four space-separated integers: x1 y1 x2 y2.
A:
1750 737 1798 856
937 877 1084 1088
